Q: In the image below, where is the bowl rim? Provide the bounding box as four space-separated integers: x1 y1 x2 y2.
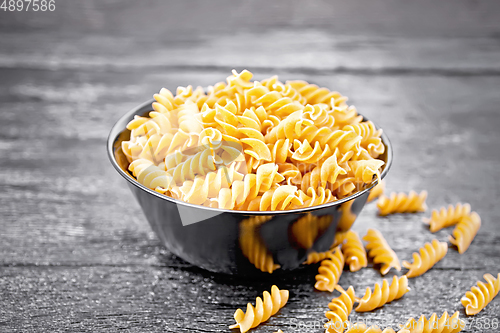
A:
107 99 392 215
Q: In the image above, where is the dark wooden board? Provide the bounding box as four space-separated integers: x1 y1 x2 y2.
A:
1 1 500 332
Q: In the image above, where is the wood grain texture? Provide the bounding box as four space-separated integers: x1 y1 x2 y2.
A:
1 1 500 332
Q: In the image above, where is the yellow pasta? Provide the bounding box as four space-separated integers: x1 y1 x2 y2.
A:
449 212 481 254
122 70 387 210
377 191 427 216
239 216 279 274
402 239 448 278
229 285 289 333
341 230 368 272
423 203 471 233
400 311 465 333
325 286 356 333
461 273 500 315
367 180 385 203
315 247 345 292
304 250 335 265
355 276 410 312
363 229 401 275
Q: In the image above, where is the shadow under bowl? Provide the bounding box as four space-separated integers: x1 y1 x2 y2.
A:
107 99 392 276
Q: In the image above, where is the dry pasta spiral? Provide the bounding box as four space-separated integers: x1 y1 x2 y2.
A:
304 250 334 265
400 311 465 333
341 230 368 272
377 191 428 216
461 273 500 315
287 80 345 105
363 229 401 275
449 211 481 254
239 216 279 274
121 70 386 210
423 203 471 233
128 159 173 193
355 276 410 312
325 285 356 333
229 285 289 333
315 247 345 292
403 239 448 278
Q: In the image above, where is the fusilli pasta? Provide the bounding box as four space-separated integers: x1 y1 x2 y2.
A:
377 191 427 216
402 239 448 278
363 229 401 275
400 311 465 333
449 212 481 254
121 70 387 211
315 247 345 292
229 285 289 333
341 230 368 272
355 276 410 312
325 285 356 333
461 273 499 315
423 203 471 233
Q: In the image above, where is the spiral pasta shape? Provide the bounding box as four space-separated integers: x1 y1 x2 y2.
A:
128 159 173 192
304 250 335 265
423 203 471 233
355 276 410 312
341 230 368 272
449 212 481 254
363 229 401 275
287 80 345 105
400 311 465 333
377 191 428 216
367 180 385 203
315 247 345 292
121 70 387 211
239 216 279 274
325 285 356 333
403 239 448 278
229 285 289 333
461 273 500 315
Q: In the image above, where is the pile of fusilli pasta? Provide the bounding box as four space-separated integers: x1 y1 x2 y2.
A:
121 70 385 211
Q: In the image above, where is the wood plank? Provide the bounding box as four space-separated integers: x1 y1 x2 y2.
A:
1 32 500 74
1 0 500 38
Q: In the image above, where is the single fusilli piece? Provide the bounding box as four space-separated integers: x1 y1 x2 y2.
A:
402 239 448 278
363 229 401 275
229 285 289 333
341 230 368 272
367 180 385 203
449 212 481 254
315 247 345 292
377 191 427 216
355 275 410 312
423 203 471 233
239 216 280 274
303 250 334 265
325 286 356 333
400 311 465 333
461 273 500 315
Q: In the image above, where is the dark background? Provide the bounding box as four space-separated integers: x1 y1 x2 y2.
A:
1 1 499 332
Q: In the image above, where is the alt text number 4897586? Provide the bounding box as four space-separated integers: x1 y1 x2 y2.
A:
1 0 55 11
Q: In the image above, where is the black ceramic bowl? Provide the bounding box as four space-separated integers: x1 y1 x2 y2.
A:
107 99 392 275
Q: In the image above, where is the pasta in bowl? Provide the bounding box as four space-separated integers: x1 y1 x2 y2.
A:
107 70 392 275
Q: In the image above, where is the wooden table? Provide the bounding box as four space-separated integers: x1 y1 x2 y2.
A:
1 1 499 332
